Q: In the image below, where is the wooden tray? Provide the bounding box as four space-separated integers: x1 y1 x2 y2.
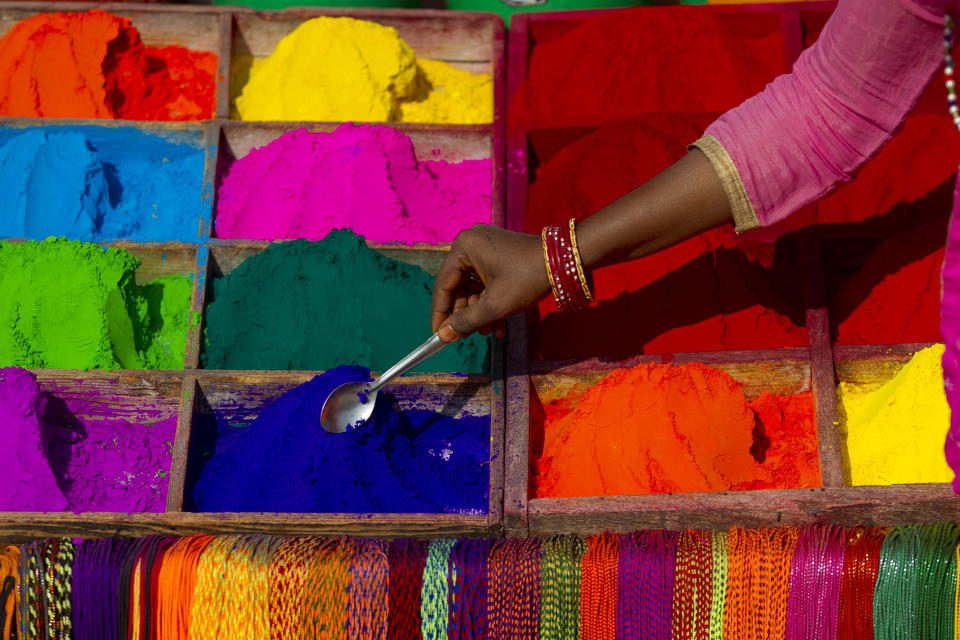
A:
1 367 504 541
502 2 960 536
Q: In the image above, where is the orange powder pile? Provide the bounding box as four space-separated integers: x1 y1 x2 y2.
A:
0 10 216 120
533 362 820 498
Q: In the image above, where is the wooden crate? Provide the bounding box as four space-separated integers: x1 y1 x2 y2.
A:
502 2 960 537
0 4 507 538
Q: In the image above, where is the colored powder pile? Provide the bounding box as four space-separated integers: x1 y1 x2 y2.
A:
526 116 807 359
0 368 69 511
0 239 190 370
0 368 176 512
511 7 786 129
233 17 491 124
202 230 488 373
0 10 216 120
0 126 205 242
190 366 489 513
839 344 952 486
533 361 820 498
215 124 491 244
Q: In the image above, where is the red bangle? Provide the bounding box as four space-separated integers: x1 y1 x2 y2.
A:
542 222 592 311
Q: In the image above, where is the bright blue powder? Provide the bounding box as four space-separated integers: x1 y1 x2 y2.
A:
189 365 490 514
0 126 205 242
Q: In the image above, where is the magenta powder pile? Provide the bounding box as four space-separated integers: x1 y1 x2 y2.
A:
214 124 492 244
0 367 175 512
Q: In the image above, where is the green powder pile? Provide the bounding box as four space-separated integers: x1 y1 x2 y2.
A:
202 230 489 373
0 238 190 370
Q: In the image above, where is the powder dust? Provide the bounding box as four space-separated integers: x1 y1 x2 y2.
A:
0 126 205 242
0 239 189 370
201 230 489 373
190 365 489 513
510 6 786 129
214 124 491 244
0 10 216 120
527 117 808 358
839 344 951 486
0 368 176 512
233 16 491 124
534 361 820 498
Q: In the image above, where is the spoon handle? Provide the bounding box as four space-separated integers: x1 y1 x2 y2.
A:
368 332 447 392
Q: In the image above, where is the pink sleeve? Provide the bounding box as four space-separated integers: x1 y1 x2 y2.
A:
697 0 954 230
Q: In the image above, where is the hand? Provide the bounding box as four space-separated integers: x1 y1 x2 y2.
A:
432 224 551 342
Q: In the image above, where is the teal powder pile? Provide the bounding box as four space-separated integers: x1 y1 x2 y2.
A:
202 230 489 373
0 238 191 370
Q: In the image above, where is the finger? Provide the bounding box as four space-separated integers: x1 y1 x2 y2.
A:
478 324 492 336
442 294 499 341
432 252 472 332
494 320 506 340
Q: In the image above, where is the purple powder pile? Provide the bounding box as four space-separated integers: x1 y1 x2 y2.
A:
0 368 177 512
189 365 490 514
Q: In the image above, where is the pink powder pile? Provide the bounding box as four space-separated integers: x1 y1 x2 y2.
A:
214 124 492 245
0 368 176 513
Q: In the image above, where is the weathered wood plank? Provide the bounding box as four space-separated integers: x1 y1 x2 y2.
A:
804 238 844 487
0 512 498 542
528 484 960 536
504 312 531 537
487 327 506 532
183 246 208 370
166 376 197 512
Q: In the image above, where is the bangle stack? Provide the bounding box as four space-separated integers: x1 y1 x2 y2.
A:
541 219 594 311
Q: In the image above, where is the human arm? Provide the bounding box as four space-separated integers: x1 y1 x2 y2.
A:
432 0 954 342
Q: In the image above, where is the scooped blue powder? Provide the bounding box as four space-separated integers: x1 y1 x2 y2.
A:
189 365 490 514
0 125 206 242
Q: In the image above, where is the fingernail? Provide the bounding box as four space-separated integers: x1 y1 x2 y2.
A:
439 325 458 343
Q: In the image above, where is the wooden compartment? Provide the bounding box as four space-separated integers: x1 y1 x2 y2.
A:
0 3 227 120
210 121 504 247
0 119 217 243
164 370 503 538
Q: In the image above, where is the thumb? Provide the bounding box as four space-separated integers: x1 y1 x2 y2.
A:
439 295 496 342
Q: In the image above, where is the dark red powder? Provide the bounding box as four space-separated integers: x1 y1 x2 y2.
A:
511 6 788 130
821 115 960 345
526 116 808 359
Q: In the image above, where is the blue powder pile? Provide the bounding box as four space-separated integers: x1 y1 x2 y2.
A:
0 126 205 242
189 366 490 514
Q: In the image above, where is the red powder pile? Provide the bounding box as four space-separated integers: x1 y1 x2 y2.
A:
0 10 216 120
821 115 960 345
533 362 820 498
511 7 787 130
527 115 808 359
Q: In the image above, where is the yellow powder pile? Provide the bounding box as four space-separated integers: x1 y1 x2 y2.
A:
838 344 951 486
234 17 492 124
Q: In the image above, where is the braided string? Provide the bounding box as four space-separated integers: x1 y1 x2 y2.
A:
24 544 40 640
156 535 213 640
448 538 492 640
838 527 884 640
270 537 322 640
305 537 355 640
626 530 678 640
580 533 618 640
388 539 427 640
348 538 388 640
724 526 798 640
540 535 585 640
709 531 728 640
189 535 234 640
487 538 541 640
785 526 845 640
0 546 18 640
250 535 283 640
421 539 455 640
673 530 713 640
955 542 960 640
916 523 960 640
875 526 920 640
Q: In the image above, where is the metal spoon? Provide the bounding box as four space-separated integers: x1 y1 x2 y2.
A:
320 332 448 433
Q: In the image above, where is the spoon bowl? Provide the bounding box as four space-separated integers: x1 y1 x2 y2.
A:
320 381 378 434
319 332 448 434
